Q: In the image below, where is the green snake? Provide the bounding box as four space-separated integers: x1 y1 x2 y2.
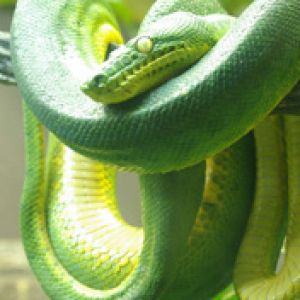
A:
4 0 300 298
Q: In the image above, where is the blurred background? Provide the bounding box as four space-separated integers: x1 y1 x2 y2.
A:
0 1 153 298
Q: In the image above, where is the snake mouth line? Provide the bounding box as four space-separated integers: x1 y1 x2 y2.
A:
96 43 188 93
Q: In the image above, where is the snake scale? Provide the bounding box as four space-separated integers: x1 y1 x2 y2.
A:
2 0 300 298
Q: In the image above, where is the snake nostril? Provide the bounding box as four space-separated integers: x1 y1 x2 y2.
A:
93 73 108 86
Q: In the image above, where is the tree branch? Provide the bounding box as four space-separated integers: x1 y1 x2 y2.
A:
0 31 16 85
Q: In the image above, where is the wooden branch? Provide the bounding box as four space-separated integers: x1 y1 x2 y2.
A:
0 31 16 85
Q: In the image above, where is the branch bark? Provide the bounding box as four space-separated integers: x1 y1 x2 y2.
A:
0 31 15 85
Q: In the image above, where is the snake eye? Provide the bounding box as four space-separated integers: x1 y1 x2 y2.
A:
136 36 153 53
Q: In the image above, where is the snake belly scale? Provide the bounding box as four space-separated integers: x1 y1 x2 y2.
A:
9 0 300 299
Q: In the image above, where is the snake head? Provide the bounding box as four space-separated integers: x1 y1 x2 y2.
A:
81 12 234 104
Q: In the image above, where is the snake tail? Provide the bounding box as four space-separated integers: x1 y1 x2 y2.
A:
234 115 300 299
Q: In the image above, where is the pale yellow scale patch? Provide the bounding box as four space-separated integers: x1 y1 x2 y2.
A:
136 36 153 53
52 145 143 289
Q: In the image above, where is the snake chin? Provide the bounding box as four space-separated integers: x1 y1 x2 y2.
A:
81 43 201 104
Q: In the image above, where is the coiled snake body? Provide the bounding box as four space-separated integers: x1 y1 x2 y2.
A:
9 0 300 299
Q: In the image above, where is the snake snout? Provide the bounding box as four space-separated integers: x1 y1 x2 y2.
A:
92 73 108 87
81 73 108 95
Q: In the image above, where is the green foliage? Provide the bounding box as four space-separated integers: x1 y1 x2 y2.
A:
219 0 253 15
124 0 154 22
0 0 15 6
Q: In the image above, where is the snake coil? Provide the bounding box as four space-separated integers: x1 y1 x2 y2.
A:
9 0 300 299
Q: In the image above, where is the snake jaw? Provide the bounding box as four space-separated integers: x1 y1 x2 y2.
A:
81 43 197 104
81 13 235 105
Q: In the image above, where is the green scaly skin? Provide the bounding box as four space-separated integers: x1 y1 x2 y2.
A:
19 3 255 297
82 13 234 104
214 116 300 300
234 116 300 300
23 105 254 299
11 0 300 173
7 0 300 299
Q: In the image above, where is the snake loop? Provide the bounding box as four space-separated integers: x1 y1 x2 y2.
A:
8 0 300 299
12 0 300 173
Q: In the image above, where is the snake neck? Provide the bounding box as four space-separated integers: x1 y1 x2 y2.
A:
82 13 234 104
